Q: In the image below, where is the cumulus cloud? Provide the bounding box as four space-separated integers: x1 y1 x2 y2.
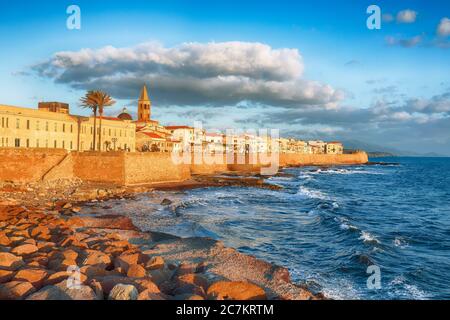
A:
386 35 422 48
31 41 343 109
382 13 394 23
396 9 418 23
437 17 450 37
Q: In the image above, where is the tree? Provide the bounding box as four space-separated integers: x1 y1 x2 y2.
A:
80 90 116 151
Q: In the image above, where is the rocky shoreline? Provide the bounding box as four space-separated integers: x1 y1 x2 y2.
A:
0 174 322 300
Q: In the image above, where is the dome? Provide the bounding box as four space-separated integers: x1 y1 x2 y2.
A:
117 108 133 121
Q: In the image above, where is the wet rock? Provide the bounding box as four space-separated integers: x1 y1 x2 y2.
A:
160 199 173 206
0 252 25 270
207 281 267 300
0 281 36 300
108 284 138 300
26 280 100 300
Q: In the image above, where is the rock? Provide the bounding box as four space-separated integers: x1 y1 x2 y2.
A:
114 253 148 272
0 232 11 246
0 252 25 270
173 283 206 298
0 270 14 283
76 215 137 231
30 226 50 240
94 275 135 295
26 280 100 300
145 256 165 270
138 289 168 300
108 284 138 300
82 250 112 269
11 244 39 256
0 281 36 300
127 264 147 278
160 199 172 205
132 278 160 293
207 281 267 300
176 262 202 275
71 207 81 213
44 271 87 286
175 273 209 291
148 267 174 285
13 268 49 289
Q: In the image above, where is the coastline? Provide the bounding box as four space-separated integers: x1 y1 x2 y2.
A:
0 158 370 300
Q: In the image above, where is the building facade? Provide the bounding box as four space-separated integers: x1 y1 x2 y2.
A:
0 103 136 152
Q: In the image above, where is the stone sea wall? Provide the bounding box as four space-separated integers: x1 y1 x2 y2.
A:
0 148 368 185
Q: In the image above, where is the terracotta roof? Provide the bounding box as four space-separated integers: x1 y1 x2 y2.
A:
165 125 193 130
140 132 165 139
328 141 342 144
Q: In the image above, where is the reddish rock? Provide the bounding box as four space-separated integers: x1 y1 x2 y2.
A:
173 283 206 298
0 231 11 246
173 293 205 300
127 264 147 278
36 241 56 253
114 253 148 272
175 273 209 291
145 256 165 270
207 281 267 300
13 268 49 289
44 271 87 286
0 252 25 270
108 284 138 300
133 277 160 293
0 270 14 283
138 289 168 300
0 281 36 300
81 250 112 269
11 244 39 256
26 280 100 300
30 226 50 240
95 275 135 295
76 215 138 231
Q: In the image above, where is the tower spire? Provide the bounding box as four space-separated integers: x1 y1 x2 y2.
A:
138 85 151 122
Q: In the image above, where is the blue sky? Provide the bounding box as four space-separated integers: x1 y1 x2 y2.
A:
1 0 449 154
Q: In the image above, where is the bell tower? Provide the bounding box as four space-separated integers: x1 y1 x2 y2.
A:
138 85 151 122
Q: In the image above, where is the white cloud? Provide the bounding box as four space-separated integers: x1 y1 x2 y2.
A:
385 35 422 48
32 41 343 109
437 17 450 37
397 10 417 23
382 13 394 23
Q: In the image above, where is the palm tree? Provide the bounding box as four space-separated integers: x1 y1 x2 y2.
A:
80 90 116 151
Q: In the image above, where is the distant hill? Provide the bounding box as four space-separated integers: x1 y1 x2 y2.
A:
342 139 447 157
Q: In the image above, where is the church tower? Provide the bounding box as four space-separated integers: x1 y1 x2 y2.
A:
138 85 151 122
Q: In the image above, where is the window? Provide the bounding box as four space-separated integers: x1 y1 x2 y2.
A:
26 139 30 148
45 140 48 148
70 141 73 150
36 121 40 131
36 139 40 148
62 124 65 133
27 120 30 129
54 123 57 132
70 125 73 133
15 138 20 148
54 140 57 148
62 141 65 149
16 119 20 129
1 117 3 128
45 122 49 131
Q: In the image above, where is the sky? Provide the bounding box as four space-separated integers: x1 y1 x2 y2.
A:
0 0 449 155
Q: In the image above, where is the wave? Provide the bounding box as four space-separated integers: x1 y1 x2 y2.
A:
307 168 385 175
393 237 409 249
388 276 429 300
359 231 381 245
297 186 331 200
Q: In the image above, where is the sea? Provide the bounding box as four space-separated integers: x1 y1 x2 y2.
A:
88 157 450 300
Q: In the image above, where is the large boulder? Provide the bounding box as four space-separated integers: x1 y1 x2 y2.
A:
207 281 267 300
26 280 100 300
81 250 112 269
108 284 138 300
0 281 36 300
0 252 25 270
0 231 11 246
127 264 147 278
0 270 14 283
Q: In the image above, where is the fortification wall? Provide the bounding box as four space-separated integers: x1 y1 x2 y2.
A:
279 152 368 167
0 148 68 182
72 152 125 185
190 153 229 175
124 153 191 185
